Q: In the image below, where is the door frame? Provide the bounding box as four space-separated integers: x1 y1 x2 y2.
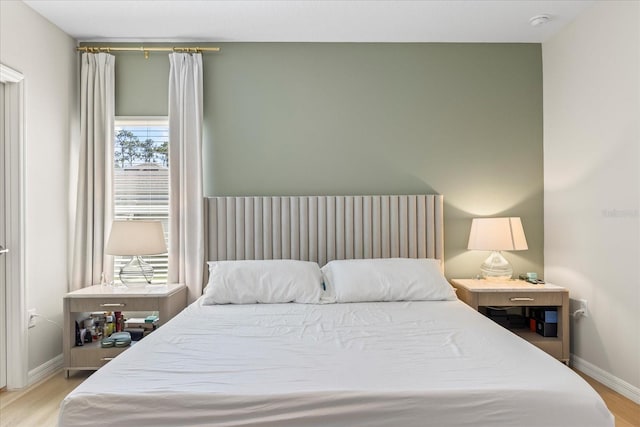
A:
1 63 27 389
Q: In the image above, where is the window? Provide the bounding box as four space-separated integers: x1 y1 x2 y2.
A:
113 117 169 283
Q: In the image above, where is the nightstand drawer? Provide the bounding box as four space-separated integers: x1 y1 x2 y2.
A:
68 297 160 312
70 345 127 368
477 292 562 307
531 340 563 359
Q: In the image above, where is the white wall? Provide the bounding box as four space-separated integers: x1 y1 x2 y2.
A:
0 1 78 373
543 1 639 401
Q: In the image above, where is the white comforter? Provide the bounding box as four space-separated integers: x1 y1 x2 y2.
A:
59 299 613 427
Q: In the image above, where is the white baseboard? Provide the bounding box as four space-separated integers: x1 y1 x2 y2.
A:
572 354 640 404
27 354 63 387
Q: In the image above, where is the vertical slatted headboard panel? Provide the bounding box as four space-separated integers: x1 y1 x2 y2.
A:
205 195 443 267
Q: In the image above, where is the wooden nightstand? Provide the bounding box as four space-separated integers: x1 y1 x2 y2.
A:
451 279 569 363
63 283 187 377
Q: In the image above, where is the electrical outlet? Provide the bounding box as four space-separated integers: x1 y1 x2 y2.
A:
28 308 38 328
570 298 589 318
577 299 589 317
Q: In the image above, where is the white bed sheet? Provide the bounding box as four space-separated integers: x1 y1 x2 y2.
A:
59 299 613 427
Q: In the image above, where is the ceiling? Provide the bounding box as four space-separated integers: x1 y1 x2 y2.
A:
23 0 595 43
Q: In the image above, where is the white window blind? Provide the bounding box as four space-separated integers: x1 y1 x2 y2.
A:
113 117 169 283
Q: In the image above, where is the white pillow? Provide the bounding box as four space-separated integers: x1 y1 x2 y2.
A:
202 260 324 305
321 258 456 303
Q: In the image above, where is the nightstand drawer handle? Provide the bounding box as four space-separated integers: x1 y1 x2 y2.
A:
100 357 115 362
99 303 126 307
509 297 534 302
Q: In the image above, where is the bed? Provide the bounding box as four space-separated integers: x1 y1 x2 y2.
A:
59 196 614 427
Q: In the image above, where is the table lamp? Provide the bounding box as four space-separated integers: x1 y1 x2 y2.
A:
106 220 167 286
467 217 528 280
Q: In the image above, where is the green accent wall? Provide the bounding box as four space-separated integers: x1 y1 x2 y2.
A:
101 42 543 278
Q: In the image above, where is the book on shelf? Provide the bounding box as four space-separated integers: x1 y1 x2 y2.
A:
124 317 159 330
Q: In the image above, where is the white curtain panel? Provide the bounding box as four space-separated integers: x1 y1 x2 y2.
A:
69 53 115 290
168 53 205 301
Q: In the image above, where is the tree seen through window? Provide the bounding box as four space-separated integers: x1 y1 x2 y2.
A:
115 129 168 168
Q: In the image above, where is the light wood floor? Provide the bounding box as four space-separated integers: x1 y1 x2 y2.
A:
0 371 91 427
0 369 638 427
576 371 640 427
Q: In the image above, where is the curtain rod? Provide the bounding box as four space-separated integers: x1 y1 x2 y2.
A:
76 46 220 59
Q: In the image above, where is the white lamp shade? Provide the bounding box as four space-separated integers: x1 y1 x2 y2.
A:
467 217 528 251
106 220 167 256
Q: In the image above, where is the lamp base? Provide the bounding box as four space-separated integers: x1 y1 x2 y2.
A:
119 256 154 286
480 251 513 281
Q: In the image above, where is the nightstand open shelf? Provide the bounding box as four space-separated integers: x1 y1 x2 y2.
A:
451 279 569 363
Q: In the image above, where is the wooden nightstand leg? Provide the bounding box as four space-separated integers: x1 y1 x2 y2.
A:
559 291 570 362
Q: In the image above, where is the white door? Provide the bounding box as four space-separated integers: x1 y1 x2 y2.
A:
0 81 7 390
0 64 25 389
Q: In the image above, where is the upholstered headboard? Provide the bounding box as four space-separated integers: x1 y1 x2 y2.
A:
205 195 443 267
